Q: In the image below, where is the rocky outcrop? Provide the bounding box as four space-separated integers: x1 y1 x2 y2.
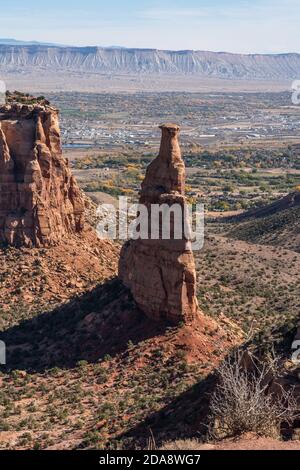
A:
119 124 199 325
0 102 84 247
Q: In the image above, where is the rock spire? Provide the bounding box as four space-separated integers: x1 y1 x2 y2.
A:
119 124 199 325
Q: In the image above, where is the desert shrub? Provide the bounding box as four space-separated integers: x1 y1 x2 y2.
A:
208 351 298 439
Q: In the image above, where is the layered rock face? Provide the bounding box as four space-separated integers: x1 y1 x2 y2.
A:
0 102 85 247
119 124 199 325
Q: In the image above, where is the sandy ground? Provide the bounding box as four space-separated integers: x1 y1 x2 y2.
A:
162 434 300 450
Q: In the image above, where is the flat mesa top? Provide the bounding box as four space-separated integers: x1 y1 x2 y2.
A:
159 123 180 131
0 103 57 119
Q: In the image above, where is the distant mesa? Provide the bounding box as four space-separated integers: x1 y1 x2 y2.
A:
0 43 300 80
0 92 85 247
119 123 200 325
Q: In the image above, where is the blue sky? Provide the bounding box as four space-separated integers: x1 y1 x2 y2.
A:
1 0 299 53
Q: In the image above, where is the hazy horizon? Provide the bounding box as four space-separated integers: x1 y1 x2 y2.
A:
0 0 299 55
1 37 300 56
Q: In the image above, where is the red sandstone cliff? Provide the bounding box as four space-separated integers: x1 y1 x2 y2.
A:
0 102 85 247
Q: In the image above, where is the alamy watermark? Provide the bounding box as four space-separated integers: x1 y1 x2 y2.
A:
291 80 300 105
0 341 6 365
0 80 6 105
291 340 300 365
96 197 205 251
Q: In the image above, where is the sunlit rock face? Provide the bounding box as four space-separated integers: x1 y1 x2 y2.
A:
0 102 84 247
119 124 199 325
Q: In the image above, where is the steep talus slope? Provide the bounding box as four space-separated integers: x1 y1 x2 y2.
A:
202 193 300 354
1 45 300 79
0 229 119 330
195 233 300 341
232 191 300 220
227 192 300 252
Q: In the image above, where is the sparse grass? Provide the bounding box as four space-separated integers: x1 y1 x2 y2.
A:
195 231 300 347
160 439 204 450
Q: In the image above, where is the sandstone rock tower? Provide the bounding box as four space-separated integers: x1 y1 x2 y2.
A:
119 124 199 325
0 101 85 247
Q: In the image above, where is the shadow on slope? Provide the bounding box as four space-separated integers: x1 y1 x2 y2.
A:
114 371 216 449
1 278 168 372
112 318 298 449
225 192 300 252
231 191 300 222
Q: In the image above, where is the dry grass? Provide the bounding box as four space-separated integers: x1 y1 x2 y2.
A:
208 351 298 440
160 439 205 450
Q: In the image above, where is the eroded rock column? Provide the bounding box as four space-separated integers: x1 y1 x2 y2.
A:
119 124 199 325
0 102 85 247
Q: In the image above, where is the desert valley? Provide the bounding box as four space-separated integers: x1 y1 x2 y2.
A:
0 88 299 452
1 1 300 458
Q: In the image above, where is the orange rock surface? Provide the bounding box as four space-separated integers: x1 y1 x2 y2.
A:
0 102 84 247
119 124 199 325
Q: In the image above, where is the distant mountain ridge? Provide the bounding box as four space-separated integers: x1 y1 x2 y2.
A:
0 38 65 46
0 44 300 80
